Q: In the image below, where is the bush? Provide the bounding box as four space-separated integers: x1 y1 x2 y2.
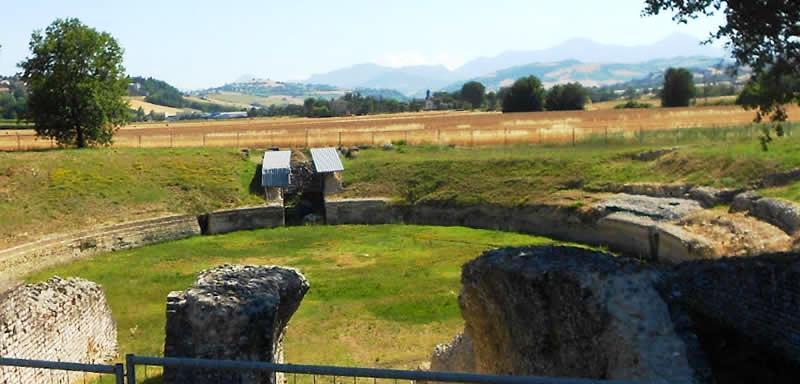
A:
614 100 653 109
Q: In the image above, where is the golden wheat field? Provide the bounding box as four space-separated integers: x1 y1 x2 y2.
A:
2 105 798 150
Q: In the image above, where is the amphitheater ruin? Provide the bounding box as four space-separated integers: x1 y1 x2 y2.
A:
2 146 800 383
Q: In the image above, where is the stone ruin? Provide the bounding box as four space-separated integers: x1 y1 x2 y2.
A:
430 245 800 384
0 277 117 384
163 264 309 384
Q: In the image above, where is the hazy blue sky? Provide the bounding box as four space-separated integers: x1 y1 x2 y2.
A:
0 0 726 89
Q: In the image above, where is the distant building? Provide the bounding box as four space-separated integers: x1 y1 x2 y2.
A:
214 111 248 119
310 147 345 195
261 150 292 202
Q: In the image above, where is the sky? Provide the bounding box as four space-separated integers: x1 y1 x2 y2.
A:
0 0 727 90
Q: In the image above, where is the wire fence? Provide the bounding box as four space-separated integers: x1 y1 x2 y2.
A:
0 357 124 384
0 122 792 151
124 354 636 384
0 355 637 384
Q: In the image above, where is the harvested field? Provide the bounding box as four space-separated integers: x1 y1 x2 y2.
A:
2 105 798 150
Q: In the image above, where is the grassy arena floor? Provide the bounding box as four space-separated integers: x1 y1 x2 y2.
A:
25 225 557 368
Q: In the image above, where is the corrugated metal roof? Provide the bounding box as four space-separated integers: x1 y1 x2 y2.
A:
262 151 292 188
310 147 344 173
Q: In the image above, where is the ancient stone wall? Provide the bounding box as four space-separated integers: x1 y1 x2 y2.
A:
457 246 704 382
164 264 309 384
200 205 285 235
0 215 201 289
0 278 117 384
324 198 711 263
669 254 800 365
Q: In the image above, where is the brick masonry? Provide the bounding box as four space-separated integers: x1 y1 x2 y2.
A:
0 277 117 384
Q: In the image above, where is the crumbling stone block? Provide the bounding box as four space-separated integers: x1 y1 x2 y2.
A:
163 264 309 384
458 245 705 383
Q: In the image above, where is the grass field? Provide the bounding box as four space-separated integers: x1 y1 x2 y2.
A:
341 133 800 205
3 105 798 150
126 97 194 115
0 148 261 247
192 92 304 107
24 225 557 369
4 130 800 247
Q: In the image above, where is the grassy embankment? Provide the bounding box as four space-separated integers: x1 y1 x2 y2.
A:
4 124 800 245
0 147 262 246
26 225 556 370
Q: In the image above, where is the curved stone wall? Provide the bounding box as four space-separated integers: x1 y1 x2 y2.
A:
0 277 117 383
0 215 201 289
325 198 713 263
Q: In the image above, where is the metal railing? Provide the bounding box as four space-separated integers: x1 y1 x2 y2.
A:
0 356 124 384
125 354 636 384
0 355 638 384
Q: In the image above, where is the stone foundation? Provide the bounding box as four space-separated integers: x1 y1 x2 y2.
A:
0 278 117 384
200 205 285 235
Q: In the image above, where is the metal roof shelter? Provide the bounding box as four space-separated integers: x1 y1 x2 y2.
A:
261 150 292 188
310 147 344 173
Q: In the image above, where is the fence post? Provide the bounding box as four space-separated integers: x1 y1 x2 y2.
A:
138 135 142 148
16 134 20 151
371 131 375 146
203 133 207 147
125 354 136 384
114 363 125 384
503 128 508 146
170 129 173 148
338 131 342 147
639 127 643 145
305 129 309 147
237 132 241 148
572 126 575 146
538 127 542 144
605 126 608 145
471 130 475 146
436 128 440 145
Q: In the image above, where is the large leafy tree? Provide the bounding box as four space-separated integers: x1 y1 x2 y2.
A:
460 81 486 110
502 76 546 113
661 68 696 107
642 1 799 121
19 18 128 147
545 82 589 111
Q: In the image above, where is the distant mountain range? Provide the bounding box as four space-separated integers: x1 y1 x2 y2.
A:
443 56 731 92
303 33 727 96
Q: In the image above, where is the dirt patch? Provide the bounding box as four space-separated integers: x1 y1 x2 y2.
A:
677 211 792 257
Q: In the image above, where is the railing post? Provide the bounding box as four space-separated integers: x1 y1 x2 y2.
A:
203 133 207 147
16 134 20 151
126 354 137 384
114 363 125 384
571 126 575 146
138 135 142 148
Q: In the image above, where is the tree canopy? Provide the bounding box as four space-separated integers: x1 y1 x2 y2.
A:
661 67 696 107
502 76 546 113
643 0 799 119
460 81 486 110
545 82 589 111
20 18 128 147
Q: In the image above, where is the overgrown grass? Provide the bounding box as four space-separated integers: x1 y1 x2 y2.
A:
342 128 800 205
25 225 556 368
0 147 262 246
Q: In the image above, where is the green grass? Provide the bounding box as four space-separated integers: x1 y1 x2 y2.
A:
0 147 262 246
25 225 556 368
342 128 800 205
4 124 800 245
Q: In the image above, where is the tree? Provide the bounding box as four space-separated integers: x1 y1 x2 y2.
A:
661 68 696 107
545 82 589 111
460 81 485 110
502 76 546 113
19 18 128 147
642 1 799 121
